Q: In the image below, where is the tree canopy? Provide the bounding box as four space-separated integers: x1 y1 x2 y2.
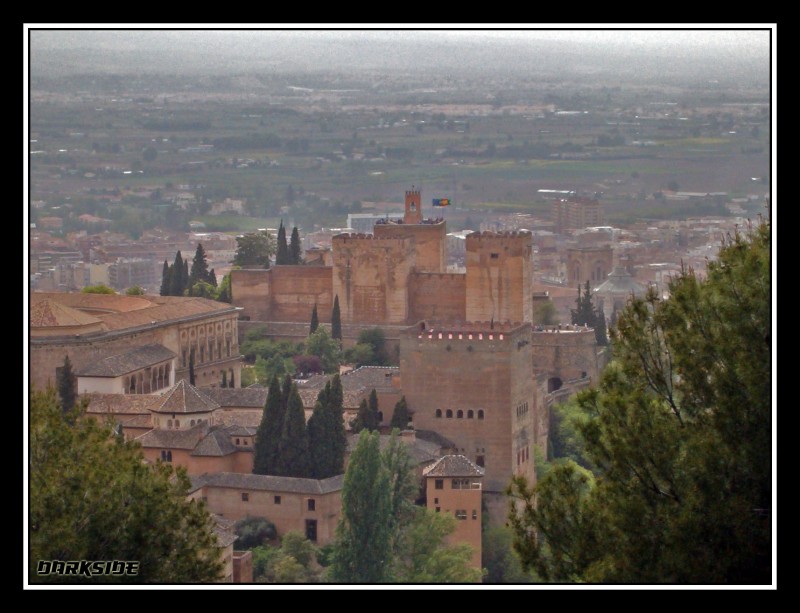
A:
233 231 274 269
81 284 115 294
508 220 772 584
275 221 290 265
29 389 223 583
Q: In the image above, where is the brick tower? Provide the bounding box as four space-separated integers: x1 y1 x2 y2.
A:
404 187 422 225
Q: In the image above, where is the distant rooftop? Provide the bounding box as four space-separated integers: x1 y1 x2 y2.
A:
189 472 345 496
77 344 175 377
153 380 220 414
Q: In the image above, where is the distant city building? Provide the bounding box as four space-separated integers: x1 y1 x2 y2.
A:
346 212 403 233
108 258 158 290
552 196 603 234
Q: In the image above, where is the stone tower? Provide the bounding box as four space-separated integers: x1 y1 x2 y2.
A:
404 187 422 225
465 231 532 324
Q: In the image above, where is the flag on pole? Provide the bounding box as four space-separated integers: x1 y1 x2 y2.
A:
432 198 451 207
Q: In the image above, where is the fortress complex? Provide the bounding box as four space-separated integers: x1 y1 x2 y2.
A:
231 189 603 517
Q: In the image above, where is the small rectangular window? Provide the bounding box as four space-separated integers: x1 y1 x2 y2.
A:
490 253 499 259
241 492 249 502
455 510 467 520
307 498 316 511
435 479 444 490
434 498 439 504
452 479 461 489
274 495 281 505
472 510 478 520
435 507 441 513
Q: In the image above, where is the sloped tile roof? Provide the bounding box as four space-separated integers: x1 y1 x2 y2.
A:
191 428 238 457
422 454 485 478
77 344 175 377
153 380 220 414
189 472 344 495
135 424 207 450
83 392 161 415
30 299 103 328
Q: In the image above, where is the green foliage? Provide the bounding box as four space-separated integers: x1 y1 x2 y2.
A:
351 398 375 434
356 327 389 365
254 354 295 384
290 226 303 264
307 376 347 479
342 343 374 367
310 304 319 335
234 516 277 549
169 251 187 296
331 430 479 583
508 220 772 584
253 376 284 475
275 378 311 477
305 327 341 373
548 398 594 471
392 508 483 583
281 530 317 568
188 280 217 298
233 231 274 269
390 396 410 431
275 220 290 265
239 365 256 388
81 283 115 294
245 325 270 342
216 272 232 303
330 431 392 583
570 281 596 327
125 285 145 296
331 295 342 341
482 525 532 584
29 389 223 583
534 300 558 326
56 355 76 414
252 532 321 583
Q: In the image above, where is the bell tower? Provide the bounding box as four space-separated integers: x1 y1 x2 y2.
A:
404 186 422 225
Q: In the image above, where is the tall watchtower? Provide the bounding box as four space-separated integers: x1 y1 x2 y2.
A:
404 187 422 225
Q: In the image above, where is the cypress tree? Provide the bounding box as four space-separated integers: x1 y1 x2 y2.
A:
189 243 210 287
368 388 380 422
160 260 171 296
208 268 218 288
221 371 228 388
276 380 311 478
182 260 189 294
390 396 410 430
253 375 284 475
56 355 76 414
331 295 342 341
594 307 608 346
169 251 184 297
276 220 289 265
290 226 302 264
351 398 371 434
310 304 319 335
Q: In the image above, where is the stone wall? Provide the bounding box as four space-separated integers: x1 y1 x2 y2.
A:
268 266 333 323
465 232 532 325
408 272 466 323
332 234 415 325
230 269 271 322
530 326 600 382
373 221 447 273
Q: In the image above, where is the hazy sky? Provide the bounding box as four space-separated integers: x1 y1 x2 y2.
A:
27 27 772 85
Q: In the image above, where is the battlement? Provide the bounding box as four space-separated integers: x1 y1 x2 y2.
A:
405 320 529 340
466 230 532 240
333 232 411 243
405 190 421 198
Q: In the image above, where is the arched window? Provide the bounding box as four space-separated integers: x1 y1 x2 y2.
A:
467 410 474 419
435 409 442 418
446 410 453 418
166 450 172 462
167 419 173 429
456 410 464 419
175 419 180 428
190 420 195 427
477 410 484 420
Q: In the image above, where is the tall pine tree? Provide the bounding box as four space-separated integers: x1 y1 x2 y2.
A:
310 304 319 335
169 251 185 297
275 378 310 477
189 243 210 287
571 281 596 327
307 377 347 479
331 295 342 341
390 396 410 430
330 430 392 583
208 268 217 288
188 349 196 385
276 221 290 265
290 226 302 264
160 260 171 296
253 375 285 475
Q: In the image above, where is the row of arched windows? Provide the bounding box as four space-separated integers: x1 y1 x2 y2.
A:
435 409 484 420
